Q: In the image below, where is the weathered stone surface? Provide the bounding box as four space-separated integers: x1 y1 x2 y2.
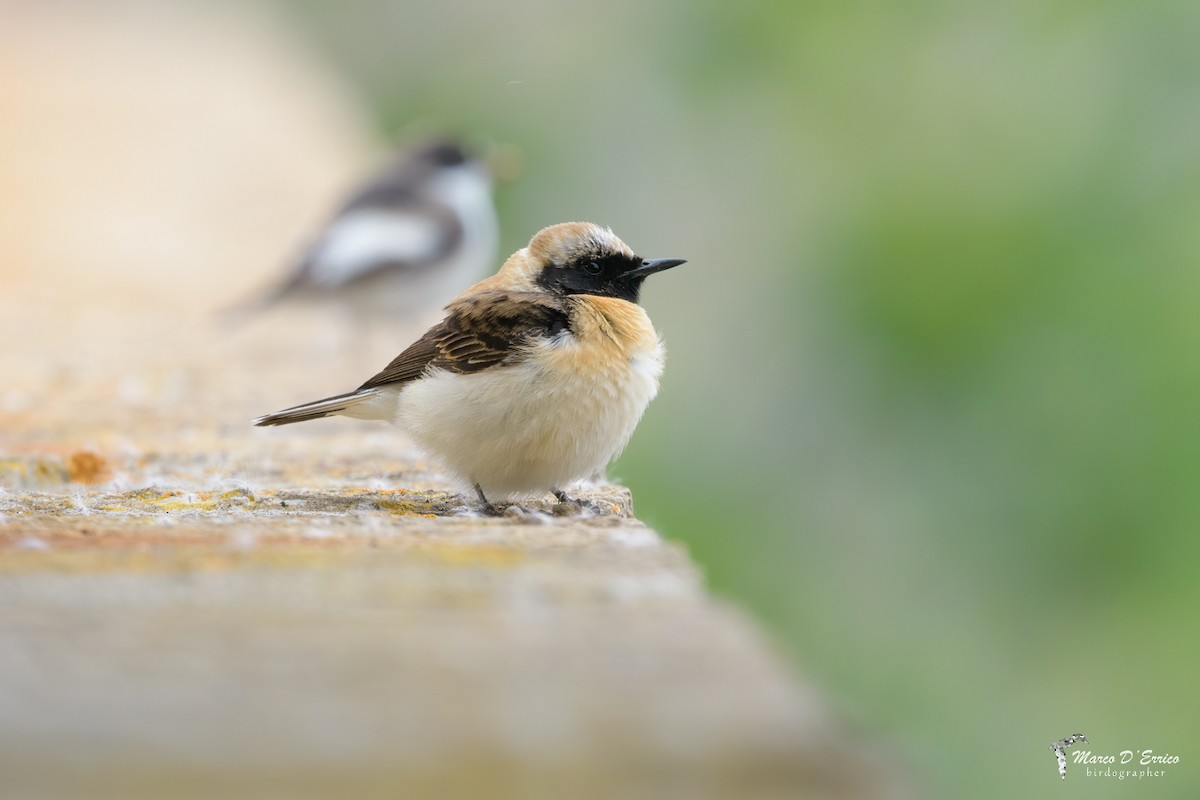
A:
0 437 898 800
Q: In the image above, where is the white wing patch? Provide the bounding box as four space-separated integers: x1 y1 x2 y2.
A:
308 210 444 286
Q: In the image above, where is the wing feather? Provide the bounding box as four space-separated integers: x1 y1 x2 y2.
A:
357 291 571 390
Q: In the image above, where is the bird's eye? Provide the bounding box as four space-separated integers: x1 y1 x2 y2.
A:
583 261 603 276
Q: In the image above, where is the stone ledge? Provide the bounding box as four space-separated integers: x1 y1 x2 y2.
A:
0 439 901 800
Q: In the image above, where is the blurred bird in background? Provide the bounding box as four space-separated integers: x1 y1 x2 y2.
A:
235 137 499 322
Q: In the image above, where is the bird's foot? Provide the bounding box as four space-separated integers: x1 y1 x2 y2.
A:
551 488 602 516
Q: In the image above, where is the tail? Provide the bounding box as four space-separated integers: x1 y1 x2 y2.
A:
253 388 384 427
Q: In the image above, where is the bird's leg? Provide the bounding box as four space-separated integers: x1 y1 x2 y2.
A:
475 483 500 516
552 488 575 504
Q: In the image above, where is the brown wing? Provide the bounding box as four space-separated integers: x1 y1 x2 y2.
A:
357 291 571 390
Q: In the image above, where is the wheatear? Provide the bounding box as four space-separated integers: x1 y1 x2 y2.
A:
254 222 684 510
247 138 498 318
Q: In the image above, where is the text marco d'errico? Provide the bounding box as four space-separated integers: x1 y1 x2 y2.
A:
1074 748 1179 779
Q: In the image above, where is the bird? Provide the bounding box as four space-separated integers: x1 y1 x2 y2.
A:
253 222 685 511
239 137 498 320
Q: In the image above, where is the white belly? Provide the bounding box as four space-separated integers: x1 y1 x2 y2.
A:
393 336 663 498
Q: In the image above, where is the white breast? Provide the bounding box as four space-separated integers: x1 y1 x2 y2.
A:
394 332 664 498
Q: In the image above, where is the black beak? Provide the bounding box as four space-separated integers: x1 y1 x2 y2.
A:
628 257 686 278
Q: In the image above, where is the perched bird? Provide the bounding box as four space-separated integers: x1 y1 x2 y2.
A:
243 137 498 319
254 222 685 510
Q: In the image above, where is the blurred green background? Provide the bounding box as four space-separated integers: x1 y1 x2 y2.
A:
249 1 1200 796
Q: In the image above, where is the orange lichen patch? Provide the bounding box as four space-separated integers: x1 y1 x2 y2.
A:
66 451 112 484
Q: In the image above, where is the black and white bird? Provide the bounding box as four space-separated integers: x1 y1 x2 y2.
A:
254 222 685 511
248 138 498 319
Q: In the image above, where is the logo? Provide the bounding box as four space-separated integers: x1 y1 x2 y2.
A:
1050 733 1088 780
1049 733 1180 781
